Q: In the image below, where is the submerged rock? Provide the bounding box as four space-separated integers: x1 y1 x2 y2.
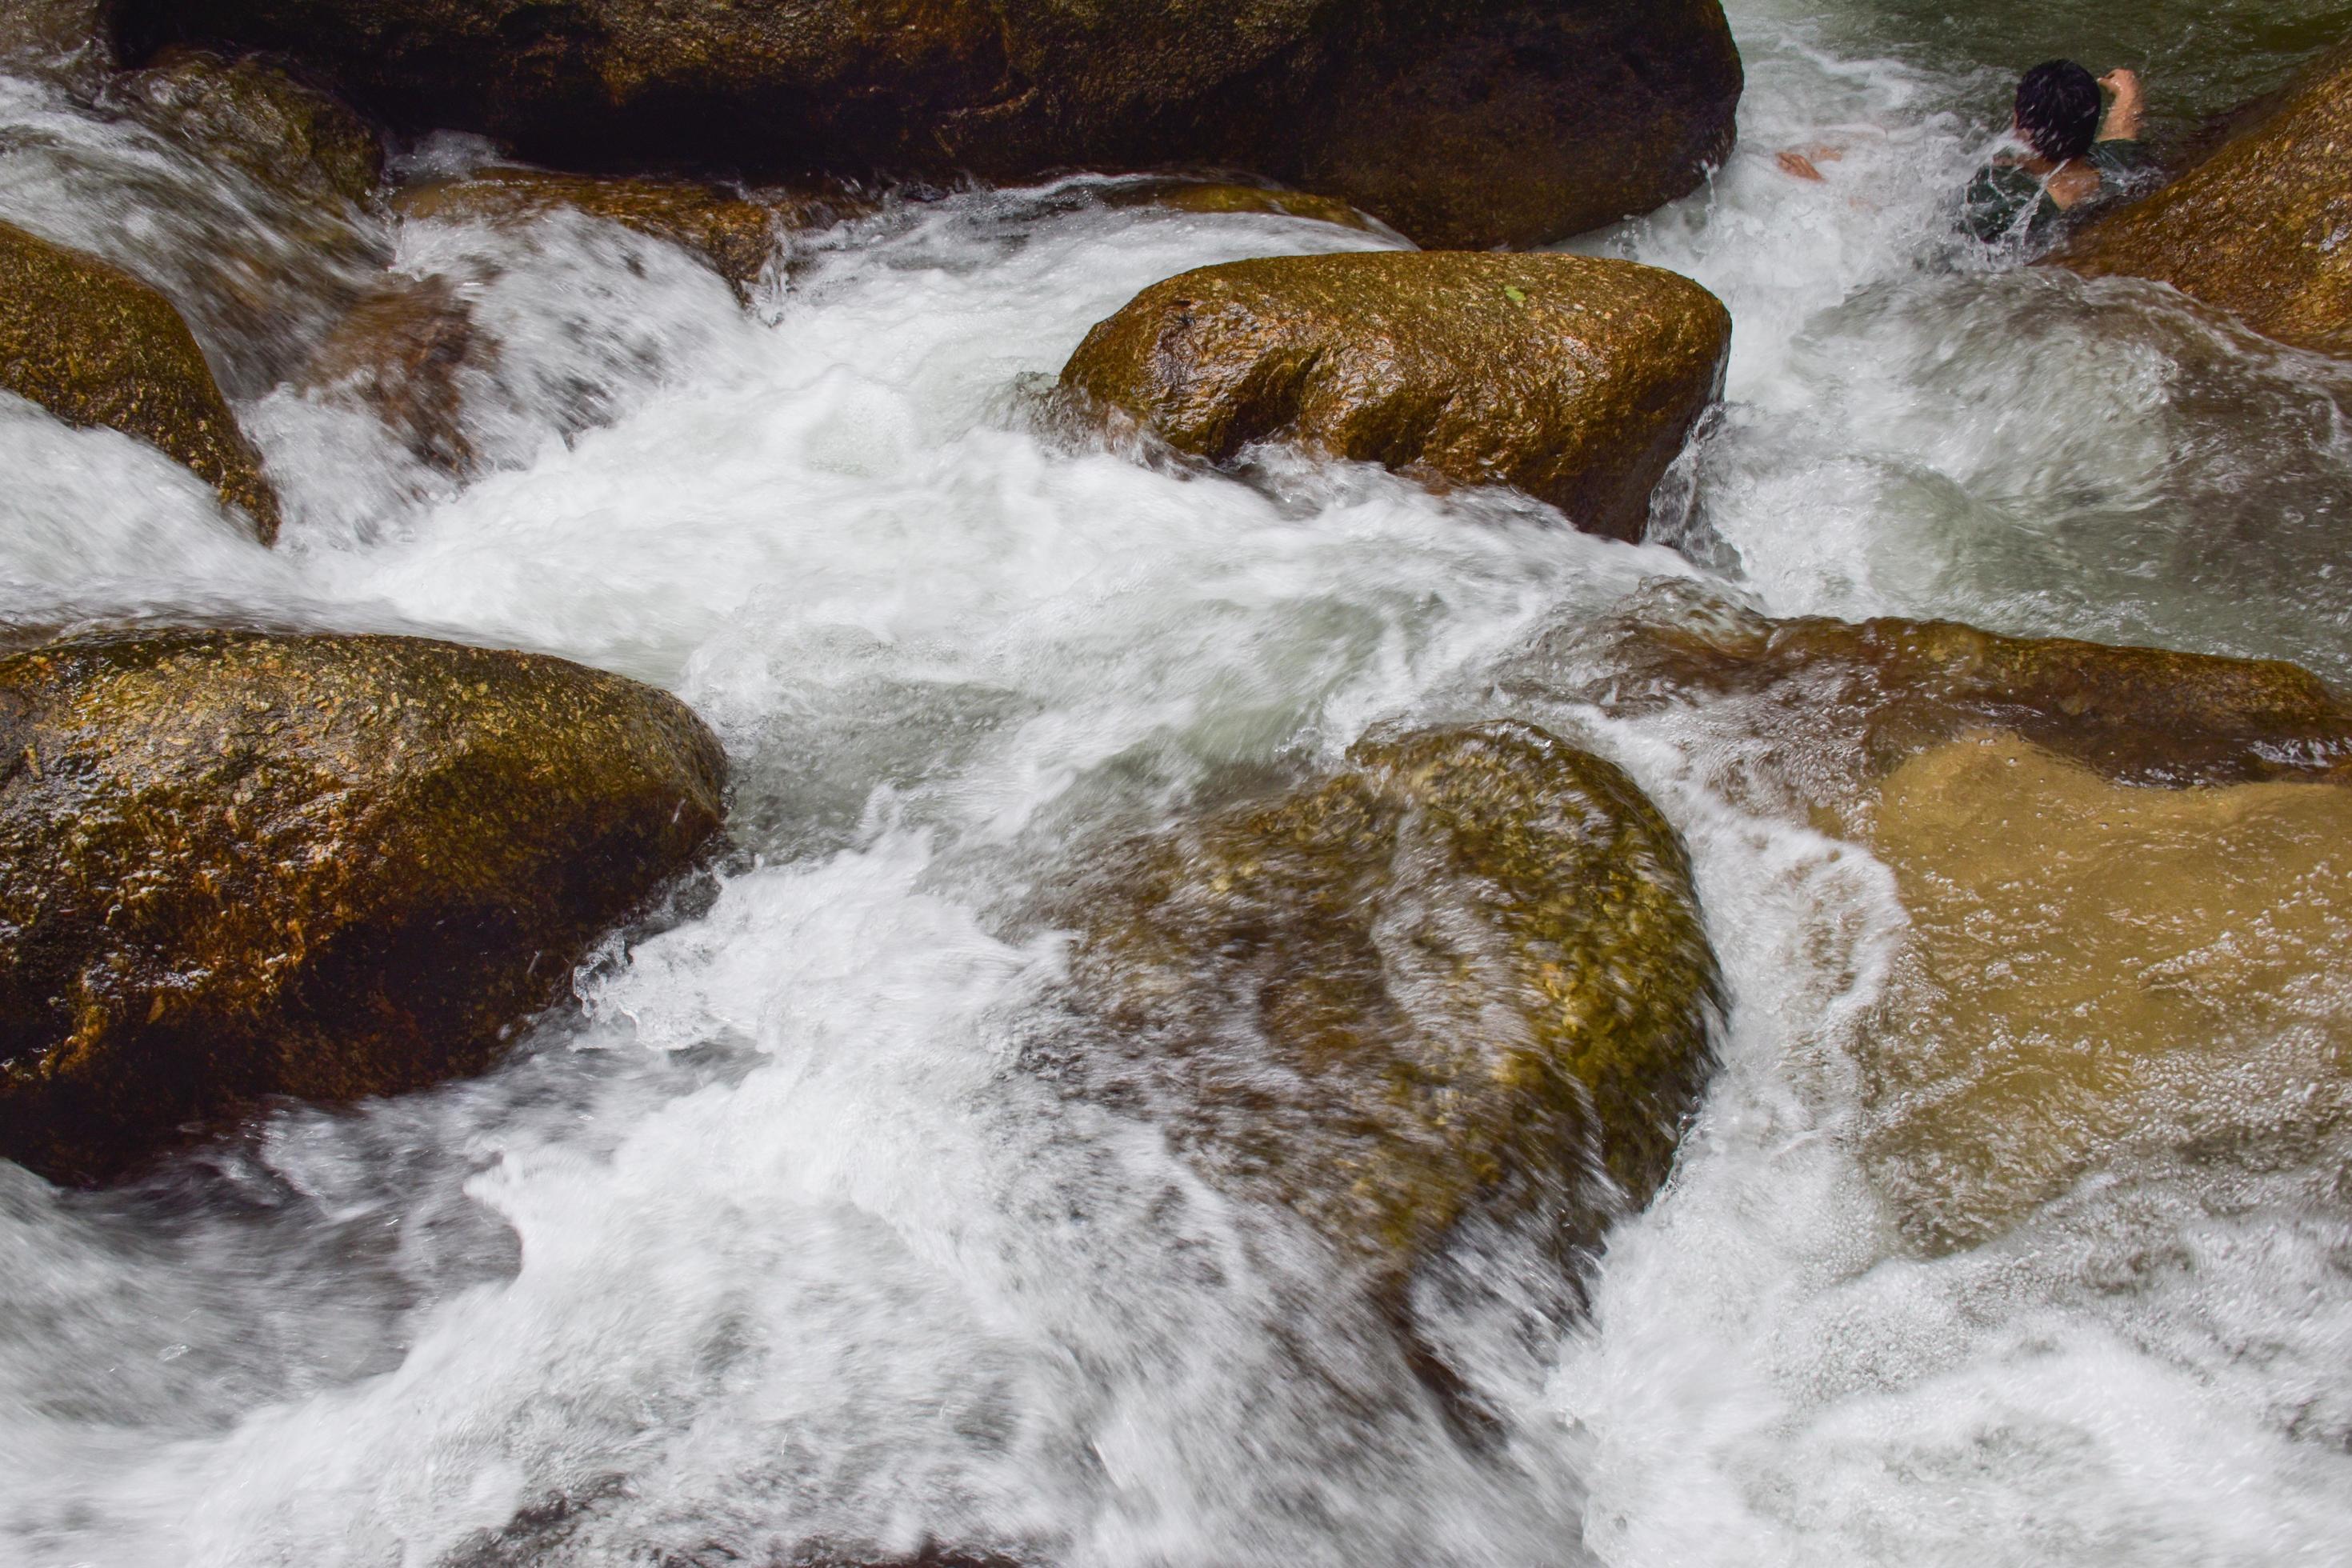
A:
1058 721 1718 1290
112 0 1742 250
1857 735 2352 1251
393 166 866 292
300 273 482 472
108 46 383 207
0 219 281 542
1060 251 1730 542
0 630 728 1186
2057 41 2352 358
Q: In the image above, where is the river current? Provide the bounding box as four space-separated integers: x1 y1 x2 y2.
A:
3 1 2350 1564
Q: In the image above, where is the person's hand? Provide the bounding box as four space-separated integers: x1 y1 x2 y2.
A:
2097 68 2144 141
1776 150 1826 182
2101 69 2142 107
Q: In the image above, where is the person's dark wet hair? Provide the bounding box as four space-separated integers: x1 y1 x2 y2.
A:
2014 60 2103 162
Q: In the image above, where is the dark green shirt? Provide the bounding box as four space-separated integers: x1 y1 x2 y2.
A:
1962 138 2154 242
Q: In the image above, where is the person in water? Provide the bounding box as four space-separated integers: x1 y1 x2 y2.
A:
1962 59 2150 242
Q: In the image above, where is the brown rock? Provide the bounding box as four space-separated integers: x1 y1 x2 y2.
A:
0 219 281 543
302 274 481 471
1856 735 2352 1251
1057 721 1718 1286
1102 179 1381 231
109 46 384 207
1569 593 2352 792
2057 40 2352 358
1060 251 1730 542
0 630 728 1186
394 166 866 290
112 0 1742 250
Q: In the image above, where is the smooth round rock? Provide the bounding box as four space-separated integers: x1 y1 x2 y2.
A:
0 630 729 1185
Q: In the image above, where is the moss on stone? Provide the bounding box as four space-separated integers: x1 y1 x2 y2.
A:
0 220 281 542
0 630 729 1185
1061 721 1718 1282
1061 250 1730 542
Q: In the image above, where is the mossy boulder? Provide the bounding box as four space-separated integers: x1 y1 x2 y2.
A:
110 46 383 207
1056 721 1718 1290
112 0 1742 250
2056 41 2352 358
0 220 281 543
1060 251 1731 542
394 166 867 292
1856 735 2352 1251
0 630 728 1186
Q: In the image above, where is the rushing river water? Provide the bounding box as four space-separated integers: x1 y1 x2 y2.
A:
5 2 2352 1564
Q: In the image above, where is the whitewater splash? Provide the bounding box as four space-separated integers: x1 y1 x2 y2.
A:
3 0 2351 1563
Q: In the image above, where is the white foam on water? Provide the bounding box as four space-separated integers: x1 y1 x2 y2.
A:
2 2 2351 1564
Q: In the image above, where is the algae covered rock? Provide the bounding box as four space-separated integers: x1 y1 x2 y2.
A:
2058 40 2352 358
1856 735 2352 1251
1058 721 1718 1284
0 630 728 1186
1061 251 1731 541
394 166 865 291
113 0 1742 250
0 219 281 542
110 46 383 207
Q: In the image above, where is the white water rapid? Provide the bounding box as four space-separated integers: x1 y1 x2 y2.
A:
3 0 2350 1564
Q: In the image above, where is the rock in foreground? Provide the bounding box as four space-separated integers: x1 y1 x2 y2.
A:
2058 41 2352 358
1859 735 2352 1250
1059 722 1718 1289
113 0 1742 250
0 631 728 1185
0 220 281 542
1061 251 1731 541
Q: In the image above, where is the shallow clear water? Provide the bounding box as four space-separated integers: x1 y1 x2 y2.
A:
2 2 2350 1565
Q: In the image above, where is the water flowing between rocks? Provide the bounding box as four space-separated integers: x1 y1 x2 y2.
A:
2 0 2350 1564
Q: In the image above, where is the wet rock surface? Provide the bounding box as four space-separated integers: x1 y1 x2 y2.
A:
0 630 728 1186
1857 734 2352 1252
1054 721 1719 1290
2058 40 2352 359
298 273 482 473
1060 251 1731 542
1559 592 2352 796
1099 178 1382 231
106 46 383 208
392 166 867 292
110 0 1742 250
0 218 282 542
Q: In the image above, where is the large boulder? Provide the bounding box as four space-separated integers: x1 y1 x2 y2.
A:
0 630 728 1186
2057 40 2352 358
1054 721 1718 1294
1060 251 1731 542
110 0 1743 250
0 220 282 543
107 46 384 208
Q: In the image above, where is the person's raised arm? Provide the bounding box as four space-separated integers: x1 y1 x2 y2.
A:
2098 69 2143 142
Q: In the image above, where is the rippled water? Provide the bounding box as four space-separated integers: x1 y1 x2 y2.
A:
3 2 2350 1564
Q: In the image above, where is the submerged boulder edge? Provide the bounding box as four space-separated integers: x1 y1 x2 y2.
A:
1058 719 1722 1289
1060 250 1732 542
107 0 1742 250
0 630 729 1186
0 219 282 544
2054 38 2352 359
